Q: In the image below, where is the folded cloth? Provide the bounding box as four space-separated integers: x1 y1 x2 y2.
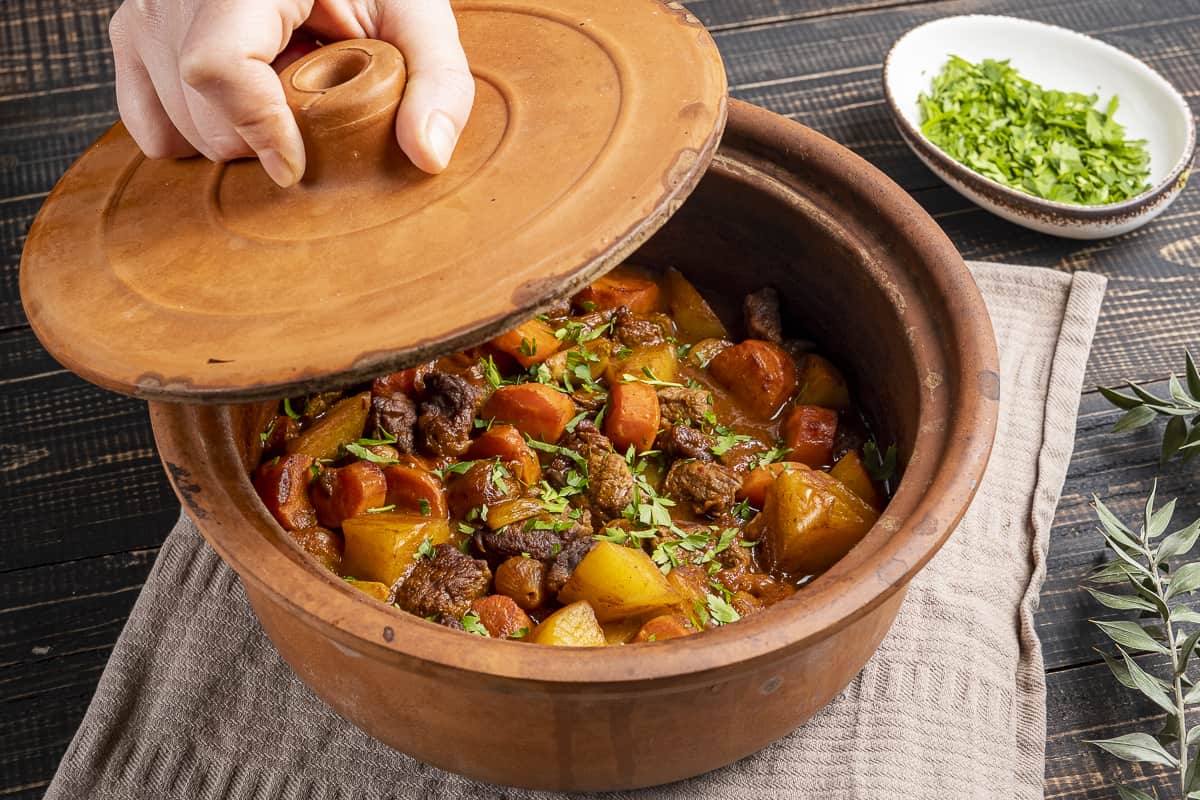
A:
45 262 1106 800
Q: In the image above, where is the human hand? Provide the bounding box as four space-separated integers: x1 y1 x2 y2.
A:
109 0 475 186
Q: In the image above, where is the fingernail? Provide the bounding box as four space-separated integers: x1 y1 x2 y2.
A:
260 147 301 188
425 111 459 172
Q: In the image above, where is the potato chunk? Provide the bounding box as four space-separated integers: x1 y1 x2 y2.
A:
830 450 882 510
286 392 370 461
665 268 727 340
558 541 682 622
528 601 607 647
794 354 851 410
341 512 452 586
605 342 679 385
759 469 879 576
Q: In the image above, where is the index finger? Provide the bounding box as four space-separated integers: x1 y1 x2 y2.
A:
177 0 314 186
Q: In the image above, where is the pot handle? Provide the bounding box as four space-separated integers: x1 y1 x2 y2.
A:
278 39 409 185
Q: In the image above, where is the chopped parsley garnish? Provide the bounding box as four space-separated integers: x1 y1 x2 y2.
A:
462 610 490 636
525 436 588 467
344 442 400 464
749 445 792 470
518 337 537 357
564 410 589 433
414 537 436 560
367 504 396 514
259 418 276 447
282 397 301 420
433 460 477 480
919 56 1151 205
510 626 529 639
704 592 741 626
863 440 897 482
622 367 685 388
418 498 432 516
554 318 613 346
353 428 398 447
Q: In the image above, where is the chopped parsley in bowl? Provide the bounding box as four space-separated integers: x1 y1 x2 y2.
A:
919 56 1151 206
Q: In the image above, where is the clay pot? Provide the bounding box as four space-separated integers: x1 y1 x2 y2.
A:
149 98 998 791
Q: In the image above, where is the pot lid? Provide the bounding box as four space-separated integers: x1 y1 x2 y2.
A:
19 0 727 403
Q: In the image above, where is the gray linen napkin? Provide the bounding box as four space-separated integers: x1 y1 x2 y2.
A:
44 262 1106 800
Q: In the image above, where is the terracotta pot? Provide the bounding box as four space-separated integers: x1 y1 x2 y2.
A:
149 99 998 791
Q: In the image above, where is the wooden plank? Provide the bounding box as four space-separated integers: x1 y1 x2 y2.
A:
0 548 153 667
1045 656 1176 798
0 328 180 571
1033 379 1200 671
913 185 1200 389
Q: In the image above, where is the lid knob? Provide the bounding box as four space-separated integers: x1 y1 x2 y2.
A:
278 39 409 185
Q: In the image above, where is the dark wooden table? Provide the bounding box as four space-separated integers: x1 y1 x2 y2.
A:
2 1 1199 797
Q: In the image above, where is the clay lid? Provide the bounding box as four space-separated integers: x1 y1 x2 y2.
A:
19 1 727 403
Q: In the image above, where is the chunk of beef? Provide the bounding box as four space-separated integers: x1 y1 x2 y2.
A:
614 307 671 348
253 454 317 531
743 287 783 343
367 390 417 452
656 386 713 424
542 419 635 521
395 544 492 618
543 420 610 486
545 536 597 595
477 509 593 560
663 460 742 516
446 460 516 519
659 423 715 462
716 438 769 473
418 371 484 457
586 449 635 520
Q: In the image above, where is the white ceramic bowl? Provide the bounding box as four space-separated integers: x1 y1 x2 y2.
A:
884 14 1195 239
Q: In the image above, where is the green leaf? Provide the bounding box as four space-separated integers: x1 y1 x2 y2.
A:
1086 732 1178 766
1162 415 1189 465
1100 385 1146 410
1159 519 1200 562
1186 351 1200 399
1179 630 1200 676
1113 405 1159 433
1120 649 1177 714
1088 560 1141 585
1118 785 1159 800
1096 496 1142 547
1185 683 1200 705
1098 648 1140 690
1170 374 1200 408
1092 620 1170 655
1147 490 1175 540
1085 587 1157 612
1128 381 1169 407
1173 607 1200 625
1167 562 1200 600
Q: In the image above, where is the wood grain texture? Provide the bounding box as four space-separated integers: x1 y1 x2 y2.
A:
2 0 1200 797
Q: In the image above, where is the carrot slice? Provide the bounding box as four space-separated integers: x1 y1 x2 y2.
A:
782 405 838 467
467 424 542 484
573 265 661 313
604 381 661 453
310 461 388 528
382 464 448 517
490 318 563 368
707 340 798 419
480 383 576 442
737 461 809 508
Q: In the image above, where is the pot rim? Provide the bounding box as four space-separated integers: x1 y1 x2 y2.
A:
152 98 999 685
